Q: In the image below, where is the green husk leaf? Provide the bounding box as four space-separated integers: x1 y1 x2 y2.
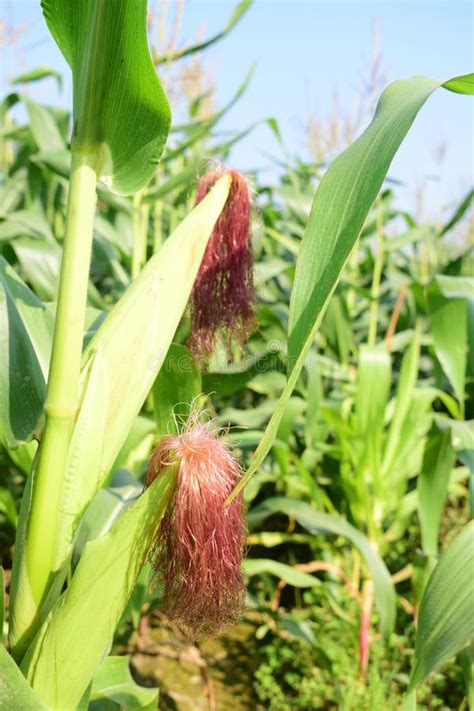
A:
53 175 231 569
21 468 177 710
0 646 49 710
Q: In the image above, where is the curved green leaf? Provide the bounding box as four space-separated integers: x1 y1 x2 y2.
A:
230 73 473 499
289 76 450 361
409 522 474 689
12 65 63 90
243 559 320 588
41 0 171 194
440 190 474 236
155 0 253 64
247 497 396 636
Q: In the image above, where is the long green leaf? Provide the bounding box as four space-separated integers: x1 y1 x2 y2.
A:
21 468 177 710
23 97 65 153
409 522 474 689
41 0 171 194
440 189 474 236
155 0 253 64
247 497 395 636
242 559 320 588
382 324 421 475
229 74 473 499
355 345 391 479
12 65 63 90
428 282 467 409
417 428 455 556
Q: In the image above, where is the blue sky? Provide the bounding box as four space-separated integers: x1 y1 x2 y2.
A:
1 0 473 216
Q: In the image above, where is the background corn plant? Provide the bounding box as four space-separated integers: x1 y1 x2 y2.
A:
0 1 473 709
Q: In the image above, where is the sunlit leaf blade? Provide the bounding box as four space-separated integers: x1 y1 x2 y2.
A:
41 0 171 194
0 646 49 711
288 75 442 361
443 72 474 94
21 468 177 710
230 73 473 499
247 497 396 636
409 522 474 689
355 345 391 476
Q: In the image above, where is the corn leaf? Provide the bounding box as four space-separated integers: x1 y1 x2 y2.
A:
243 559 320 588
355 345 391 477
12 65 63 90
428 281 468 409
230 74 473 499
382 325 421 475
23 97 65 153
41 0 171 194
417 428 455 556
155 0 253 64
409 522 474 689
0 566 4 641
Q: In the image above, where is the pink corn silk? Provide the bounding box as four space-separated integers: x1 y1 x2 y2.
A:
188 169 256 359
145 422 246 638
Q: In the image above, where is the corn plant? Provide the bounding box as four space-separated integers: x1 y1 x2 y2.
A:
0 1 473 707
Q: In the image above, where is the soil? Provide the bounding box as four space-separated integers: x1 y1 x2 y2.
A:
129 617 260 711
